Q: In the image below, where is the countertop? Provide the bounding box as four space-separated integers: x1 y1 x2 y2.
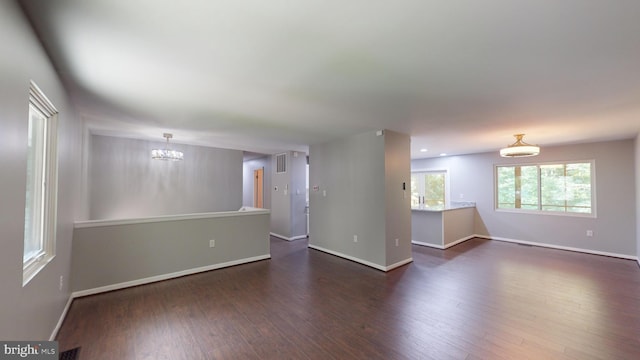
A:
411 202 476 212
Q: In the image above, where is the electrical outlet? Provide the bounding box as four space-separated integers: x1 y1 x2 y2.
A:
59 276 63 291
209 239 215 247
586 230 593 237
353 235 358 243
395 238 399 247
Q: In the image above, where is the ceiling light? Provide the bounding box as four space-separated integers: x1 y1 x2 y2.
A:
420 148 428 152
439 153 447 156
151 133 184 161
500 134 540 157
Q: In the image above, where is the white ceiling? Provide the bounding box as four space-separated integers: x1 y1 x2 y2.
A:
20 0 640 158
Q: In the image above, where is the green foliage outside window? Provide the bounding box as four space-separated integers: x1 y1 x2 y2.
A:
424 173 445 207
412 171 446 208
496 162 592 214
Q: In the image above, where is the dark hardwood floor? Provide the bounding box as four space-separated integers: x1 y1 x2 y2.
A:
56 237 640 359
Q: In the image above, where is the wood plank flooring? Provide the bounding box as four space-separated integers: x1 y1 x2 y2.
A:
56 237 640 359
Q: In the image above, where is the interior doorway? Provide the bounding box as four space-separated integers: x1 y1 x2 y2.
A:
253 168 264 208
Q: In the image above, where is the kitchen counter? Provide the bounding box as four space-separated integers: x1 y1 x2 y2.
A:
411 201 476 212
411 202 475 249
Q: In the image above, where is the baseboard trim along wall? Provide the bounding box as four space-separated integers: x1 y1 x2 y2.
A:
411 235 476 250
476 235 638 260
386 257 414 271
308 244 412 272
270 232 307 241
411 234 638 261
411 241 444 249
50 295 74 341
446 235 476 249
71 254 271 298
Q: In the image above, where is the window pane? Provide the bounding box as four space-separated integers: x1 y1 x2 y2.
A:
497 166 538 210
424 173 445 207
24 82 59 285
497 166 515 209
566 163 591 210
540 164 565 211
24 106 46 262
540 163 592 213
520 166 539 209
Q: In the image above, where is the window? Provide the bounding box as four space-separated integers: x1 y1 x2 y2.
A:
495 161 594 216
411 171 447 208
23 81 58 285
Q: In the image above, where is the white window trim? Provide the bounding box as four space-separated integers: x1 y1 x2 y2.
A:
23 81 58 286
494 159 596 218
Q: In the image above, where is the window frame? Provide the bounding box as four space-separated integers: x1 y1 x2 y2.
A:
494 159 596 218
23 81 59 286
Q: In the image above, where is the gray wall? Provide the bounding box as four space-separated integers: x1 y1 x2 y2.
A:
412 139 637 256
89 135 243 220
270 151 307 239
383 130 412 266
309 130 412 269
310 131 386 265
242 156 272 209
72 212 270 292
0 1 83 340
412 211 444 247
443 208 475 246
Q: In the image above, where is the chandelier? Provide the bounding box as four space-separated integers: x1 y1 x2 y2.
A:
499 134 540 157
151 133 184 161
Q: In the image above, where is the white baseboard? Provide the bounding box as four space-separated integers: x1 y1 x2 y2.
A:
308 244 412 272
49 295 73 341
386 257 414 271
444 235 475 249
270 232 307 241
411 240 444 249
477 235 638 260
308 244 385 271
71 254 271 298
412 234 638 261
411 235 476 250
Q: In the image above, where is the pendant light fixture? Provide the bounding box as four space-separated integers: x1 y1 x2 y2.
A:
151 133 184 161
500 134 540 157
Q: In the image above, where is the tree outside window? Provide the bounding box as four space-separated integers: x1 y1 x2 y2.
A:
412 171 447 209
496 162 593 215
